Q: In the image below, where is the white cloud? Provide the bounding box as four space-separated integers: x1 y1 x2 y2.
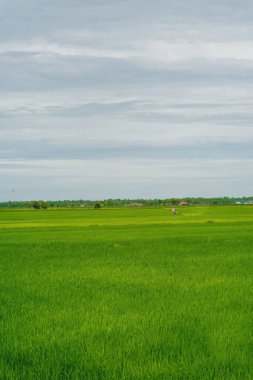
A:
1 157 253 200
0 40 133 59
2 39 253 64
1 0 253 199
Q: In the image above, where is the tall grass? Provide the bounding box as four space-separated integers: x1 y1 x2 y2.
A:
1 207 253 379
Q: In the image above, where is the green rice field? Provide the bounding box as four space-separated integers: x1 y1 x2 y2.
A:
1 206 253 379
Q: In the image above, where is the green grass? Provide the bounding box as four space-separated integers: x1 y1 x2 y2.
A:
1 206 253 379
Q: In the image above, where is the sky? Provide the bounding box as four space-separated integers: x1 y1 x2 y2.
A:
1 0 253 201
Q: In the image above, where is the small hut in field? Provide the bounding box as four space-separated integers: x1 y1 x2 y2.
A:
179 201 190 206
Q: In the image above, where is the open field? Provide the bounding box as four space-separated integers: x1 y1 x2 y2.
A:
1 206 253 379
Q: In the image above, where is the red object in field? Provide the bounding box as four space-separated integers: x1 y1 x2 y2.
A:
179 202 190 206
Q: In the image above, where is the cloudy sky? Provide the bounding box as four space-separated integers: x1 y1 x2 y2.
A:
1 0 253 201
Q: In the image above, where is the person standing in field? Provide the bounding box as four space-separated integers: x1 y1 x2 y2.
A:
172 208 177 216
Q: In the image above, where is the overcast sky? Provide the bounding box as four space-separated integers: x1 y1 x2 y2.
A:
1 0 253 201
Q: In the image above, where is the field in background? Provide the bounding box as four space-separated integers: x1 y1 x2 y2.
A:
1 206 253 379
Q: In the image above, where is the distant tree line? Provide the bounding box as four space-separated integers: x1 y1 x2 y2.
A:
0 197 252 209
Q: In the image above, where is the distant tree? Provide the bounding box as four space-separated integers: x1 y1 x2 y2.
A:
170 198 180 206
41 201 48 209
32 201 40 209
32 201 48 209
94 203 101 209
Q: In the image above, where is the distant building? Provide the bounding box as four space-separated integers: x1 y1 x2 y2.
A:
179 201 190 206
127 203 144 207
234 200 253 205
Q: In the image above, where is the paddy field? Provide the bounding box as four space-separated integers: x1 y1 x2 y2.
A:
1 206 252 379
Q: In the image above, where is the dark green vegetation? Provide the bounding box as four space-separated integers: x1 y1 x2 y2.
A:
1 206 253 379
31 201 48 210
1 196 253 208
